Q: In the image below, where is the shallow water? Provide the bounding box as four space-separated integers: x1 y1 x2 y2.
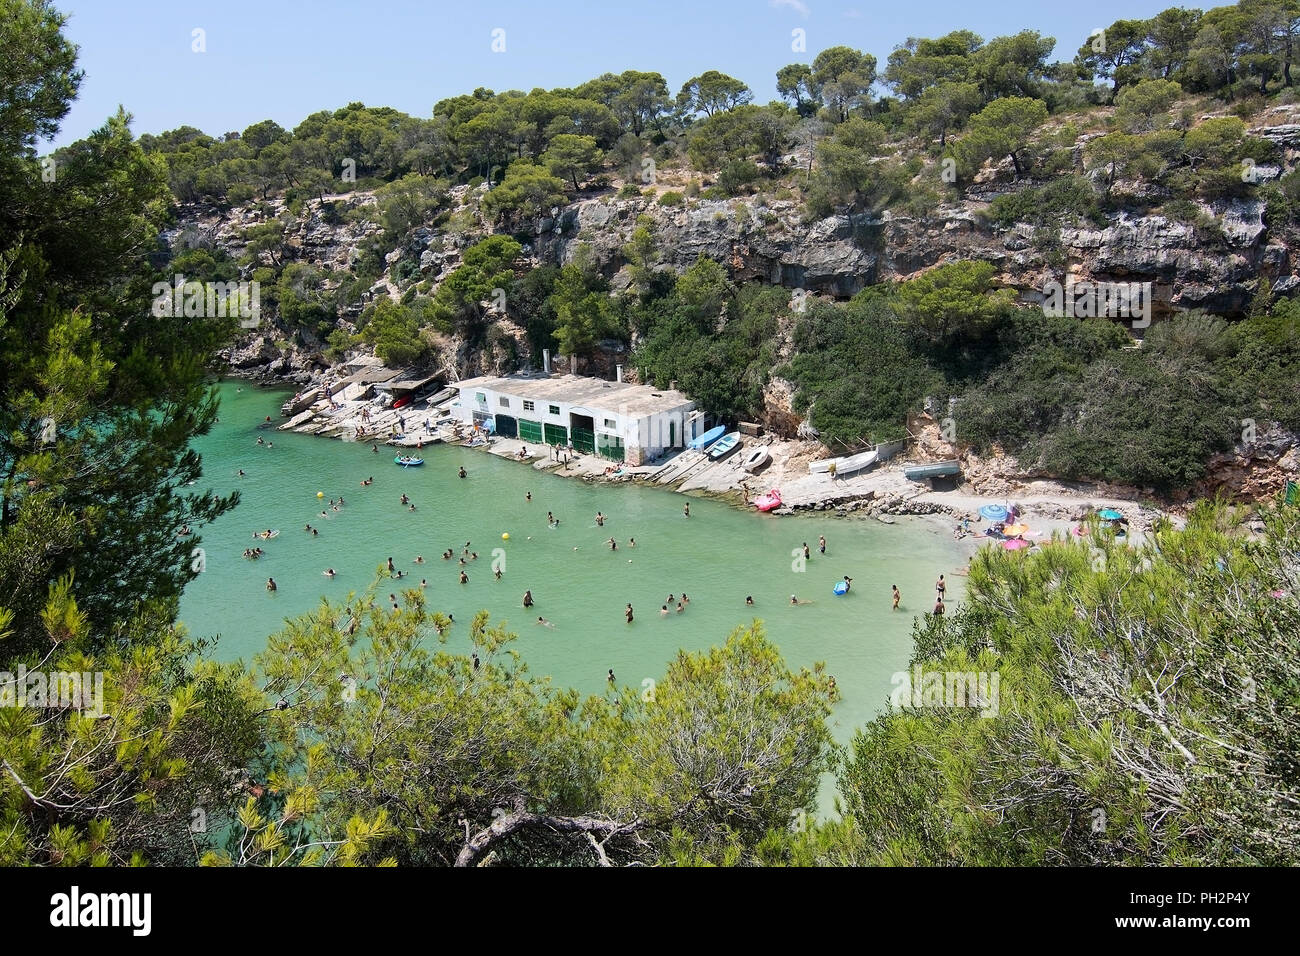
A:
181 382 967 808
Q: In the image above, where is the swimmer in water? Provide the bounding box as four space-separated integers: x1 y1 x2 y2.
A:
323 569 336 578
409 504 417 512
494 567 502 579
304 524 313 533
470 552 478 560
536 616 555 628
682 593 690 604
266 577 277 592
608 537 617 551
238 469 246 477
372 444 379 453
256 437 264 446
595 512 605 526
608 669 615 684
443 550 452 560
667 594 675 604
420 578 427 587
842 576 852 593
628 538 635 547
676 602 684 613
458 466 467 479
523 590 534 608
660 605 669 616
387 557 395 572
819 535 826 554
746 595 754 605
414 555 424 564
625 603 634 623
320 510 328 519
311 528 318 536
803 542 811 559
525 491 532 501
400 494 409 505
683 502 690 518
459 570 468 584
458 557 466 566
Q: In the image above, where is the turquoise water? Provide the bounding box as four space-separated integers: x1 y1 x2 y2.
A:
181 382 965 783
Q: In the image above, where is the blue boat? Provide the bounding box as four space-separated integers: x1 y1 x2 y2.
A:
707 432 742 460
688 425 726 450
394 455 424 467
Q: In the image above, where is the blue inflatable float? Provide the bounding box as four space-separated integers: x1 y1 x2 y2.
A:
832 581 849 596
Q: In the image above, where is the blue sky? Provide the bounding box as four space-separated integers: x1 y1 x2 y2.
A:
46 0 1180 148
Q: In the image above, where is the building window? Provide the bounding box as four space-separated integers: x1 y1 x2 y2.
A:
523 400 535 412
499 396 509 408
475 392 486 404
548 404 560 416
604 418 616 429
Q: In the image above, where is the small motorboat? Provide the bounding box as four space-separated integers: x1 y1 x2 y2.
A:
752 489 782 512
394 456 425 467
393 394 414 410
707 432 741 461
688 425 726 451
904 460 961 481
741 446 770 472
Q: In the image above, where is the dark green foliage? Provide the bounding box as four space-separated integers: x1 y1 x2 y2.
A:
986 175 1106 228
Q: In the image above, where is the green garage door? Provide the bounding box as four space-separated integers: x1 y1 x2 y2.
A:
570 427 596 454
544 423 568 446
517 419 543 443
494 414 518 438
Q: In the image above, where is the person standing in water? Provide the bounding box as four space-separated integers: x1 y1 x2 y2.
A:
266 577 277 592
625 603 634 623
803 542 811 560
458 466 467 479
892 585 900 610
933 596 945 616
683 502 690 518
595 512 605 526
608 537 617 551
608 669 616 684
819 535 826 555
523 590 534 608
459 570 469 584
935 574 946 600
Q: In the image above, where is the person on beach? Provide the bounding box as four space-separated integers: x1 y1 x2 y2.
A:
936 574 946 599
892 585 900 610
523 590 534 608
625 603 634 623
266 578 277 592
819 535 826 554
459 570 469 584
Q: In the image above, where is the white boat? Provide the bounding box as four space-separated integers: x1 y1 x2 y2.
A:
741 447 770 472
809 448 878 475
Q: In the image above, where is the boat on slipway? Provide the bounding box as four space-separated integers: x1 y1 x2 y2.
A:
688 425 726 450
740 447 770 472
708 432 742 460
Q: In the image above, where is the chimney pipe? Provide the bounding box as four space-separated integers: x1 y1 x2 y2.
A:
543 349 551 374
616 365 623 383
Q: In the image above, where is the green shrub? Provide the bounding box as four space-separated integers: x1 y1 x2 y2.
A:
658 190 685 206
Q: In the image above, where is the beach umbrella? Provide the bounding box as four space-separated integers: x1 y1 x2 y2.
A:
1098 508 1123 520
1003 523 1030 537
1002 538 1032 551
979 504 1008 521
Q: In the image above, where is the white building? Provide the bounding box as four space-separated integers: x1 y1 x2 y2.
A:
453 373 701 465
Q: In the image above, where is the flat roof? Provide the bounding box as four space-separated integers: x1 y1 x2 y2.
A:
457 373 695 417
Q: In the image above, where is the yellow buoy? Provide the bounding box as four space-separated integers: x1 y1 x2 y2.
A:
501 532 509 540
317 491 325 498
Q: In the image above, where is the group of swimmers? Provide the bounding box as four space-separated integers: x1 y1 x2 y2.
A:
657 592 691 616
